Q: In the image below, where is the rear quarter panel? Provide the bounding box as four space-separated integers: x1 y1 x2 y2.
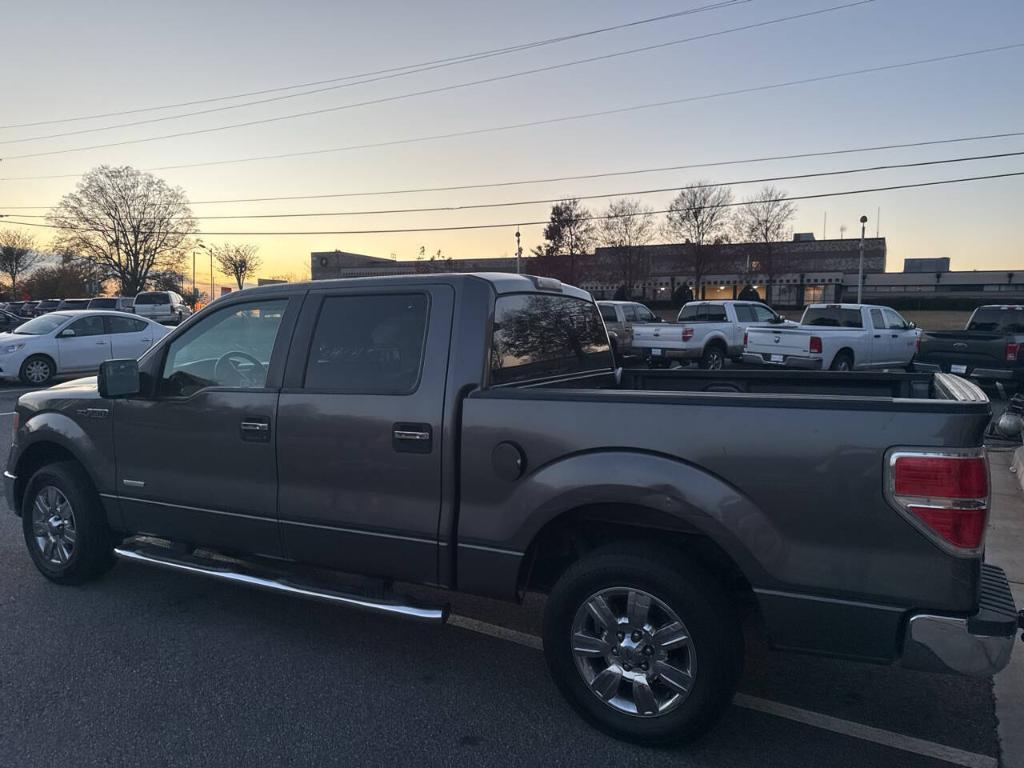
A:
458 390 987 620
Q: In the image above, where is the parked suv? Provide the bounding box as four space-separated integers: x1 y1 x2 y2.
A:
56 299 92 311
133 291 190 325
32 299 63 316
88 296 135 313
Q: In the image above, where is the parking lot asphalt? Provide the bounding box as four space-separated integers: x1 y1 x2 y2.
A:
0 381 1011 767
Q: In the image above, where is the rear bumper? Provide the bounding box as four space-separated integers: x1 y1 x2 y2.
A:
901 564 1020 677
741 352 823 370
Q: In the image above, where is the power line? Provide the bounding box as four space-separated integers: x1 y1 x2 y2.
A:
4 41 1019 179
7 170 1022 236
0 0 752 130
2 128 1020 208
8 150 1022 220
0 1 874 155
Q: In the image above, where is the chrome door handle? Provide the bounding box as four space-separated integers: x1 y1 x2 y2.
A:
393 430 430 441
95 341 107 345
240 419 271 442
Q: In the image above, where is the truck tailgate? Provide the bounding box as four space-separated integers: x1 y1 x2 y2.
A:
745 326 811 355
632 324 686 348
919 331 1009 369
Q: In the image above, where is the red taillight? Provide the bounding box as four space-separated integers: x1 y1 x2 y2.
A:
809 336 822 354
906 506 987 549
1006 342 1019 362
889 453 989 551
743 331 748 347
893 455 988 498
682 327 694 342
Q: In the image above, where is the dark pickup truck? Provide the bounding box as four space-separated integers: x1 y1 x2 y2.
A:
916 304 1024 385
6 274 1021 745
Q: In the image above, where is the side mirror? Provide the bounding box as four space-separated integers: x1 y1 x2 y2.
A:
908 321 917 330
98 359 141 398
58 328 76 338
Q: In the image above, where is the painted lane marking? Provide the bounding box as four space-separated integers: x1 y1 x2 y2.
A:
447 615 997 768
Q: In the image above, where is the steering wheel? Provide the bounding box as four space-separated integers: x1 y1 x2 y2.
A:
214 351 265 387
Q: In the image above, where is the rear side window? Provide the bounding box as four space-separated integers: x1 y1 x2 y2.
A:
733 305 756 323
705 305 727 322
598 304 617 322
136 292 170 305
802 307 863 328
967 308 1024 333
305 294 428 394
677 304 701 321
622 305 637 322
106 316 149 334
490 294 611 386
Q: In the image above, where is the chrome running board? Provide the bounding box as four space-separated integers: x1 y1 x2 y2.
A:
114 542 448 623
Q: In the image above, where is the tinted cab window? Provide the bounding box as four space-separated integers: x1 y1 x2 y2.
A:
598 304 618 323
490 294 611 385
802 307 863 328
967 308 1024 334
304 294 428 394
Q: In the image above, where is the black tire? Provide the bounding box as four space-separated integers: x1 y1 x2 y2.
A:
699 344 726 370
19 354 55 386
543 544 743 745
21 461 117 585
829 351 854 371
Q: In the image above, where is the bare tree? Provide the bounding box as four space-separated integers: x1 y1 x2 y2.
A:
664 181 733 299
48 166 195 295
214 243 263 289
531 199 595 284
599 198 657 298
0 229 42 300
734 185 797 304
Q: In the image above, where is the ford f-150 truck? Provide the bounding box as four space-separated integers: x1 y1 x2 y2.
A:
916 305 1024 386
743 303 920 371
6 274 1020 745
632 300 791 369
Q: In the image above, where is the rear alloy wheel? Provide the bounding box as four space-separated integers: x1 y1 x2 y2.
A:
20 355 54 386
830 352 854 372
699 346 725 370
543 546 742 744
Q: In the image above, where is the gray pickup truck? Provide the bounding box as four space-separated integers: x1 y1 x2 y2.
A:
6 273 1021 745
917 304 1024 386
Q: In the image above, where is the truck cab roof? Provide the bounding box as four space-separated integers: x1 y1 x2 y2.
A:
234 272 593 302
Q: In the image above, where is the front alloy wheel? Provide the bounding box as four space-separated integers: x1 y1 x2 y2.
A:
30 486 77 566
571 587 696 717
21 356 54 385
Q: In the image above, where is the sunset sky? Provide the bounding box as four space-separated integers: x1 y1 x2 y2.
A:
1 0 1022 279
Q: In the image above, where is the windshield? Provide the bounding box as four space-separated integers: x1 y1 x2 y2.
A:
13 313 71 335
136 292 170 305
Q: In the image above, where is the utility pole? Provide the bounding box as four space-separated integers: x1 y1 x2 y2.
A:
195 242 212 302
857 215 868 304
515 227 522 274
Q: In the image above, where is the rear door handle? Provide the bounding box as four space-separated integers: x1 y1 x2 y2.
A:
874 334 882 338
393 423 432 454
240 419 271 442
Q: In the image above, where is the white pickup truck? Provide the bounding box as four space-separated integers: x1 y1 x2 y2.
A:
632 300 791 369
742 303 920 371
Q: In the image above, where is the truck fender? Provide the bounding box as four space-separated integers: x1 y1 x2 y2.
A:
506 450 780 588
13 411 116 513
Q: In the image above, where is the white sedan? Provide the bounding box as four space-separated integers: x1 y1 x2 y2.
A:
0 310 170 386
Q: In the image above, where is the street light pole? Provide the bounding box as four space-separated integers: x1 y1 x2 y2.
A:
857 215 868 304
515 227 522 274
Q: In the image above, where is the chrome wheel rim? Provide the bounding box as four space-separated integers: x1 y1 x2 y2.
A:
571 587 696 717
31 486 76 566
25 360 50 384
705 351 724 369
